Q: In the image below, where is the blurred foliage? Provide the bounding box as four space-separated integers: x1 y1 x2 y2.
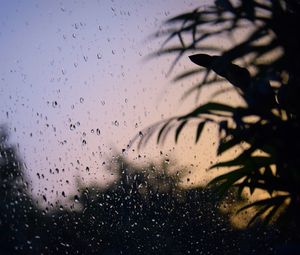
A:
138 0 300 229
1 126 288 254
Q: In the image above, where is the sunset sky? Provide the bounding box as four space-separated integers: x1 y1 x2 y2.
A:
0 0 235 205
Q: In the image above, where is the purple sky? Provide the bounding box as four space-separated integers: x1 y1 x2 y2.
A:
0 0 226 206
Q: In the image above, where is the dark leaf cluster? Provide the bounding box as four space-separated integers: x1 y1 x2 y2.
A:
139 0 300 228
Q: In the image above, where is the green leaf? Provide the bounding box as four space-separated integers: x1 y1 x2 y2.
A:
217 136 242 155
189 54 251 90
152 46 222 57
173 68 205 82
179 102 236 120
237 195 289 214
262 203 282 226
211 154 273 169
246 204 270 227
239 176 263 195
195 122 205 143
208 168 248 196
211 155 246 169
209 168 246 185
189 54 214 68
215 0 235 13
242 0 255 21
238 195 289 226
166 8 201 23
157 121 171 144
180 74 225 101
251 156 274 167
175 120 188 143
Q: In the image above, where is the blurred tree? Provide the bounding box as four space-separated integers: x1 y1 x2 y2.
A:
51 155 280 255
137 0 300 231
0 126 42 254
1 140 281 254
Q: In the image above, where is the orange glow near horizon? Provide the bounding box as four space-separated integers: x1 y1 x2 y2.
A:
0 0 249 206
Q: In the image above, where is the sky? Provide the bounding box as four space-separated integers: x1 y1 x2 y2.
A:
0 0 233 205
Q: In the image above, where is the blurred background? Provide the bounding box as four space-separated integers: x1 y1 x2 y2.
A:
0 1 286 254
0 0 218 203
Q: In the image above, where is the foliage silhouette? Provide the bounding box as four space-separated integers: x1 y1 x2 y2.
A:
137 0 300 229
1 128 288 254
0 126 52 254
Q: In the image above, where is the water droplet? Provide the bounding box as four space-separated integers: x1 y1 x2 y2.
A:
52 101 58 108
97 53 102 59
74 195 79 203
70 124 76 131
82 139 87 145
96 128 101 135
80 97 84 103
114 120 119 126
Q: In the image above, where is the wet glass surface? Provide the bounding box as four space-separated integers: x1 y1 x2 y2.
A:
1 1 299 254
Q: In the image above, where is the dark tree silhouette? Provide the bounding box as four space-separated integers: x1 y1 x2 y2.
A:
1 134 285 254
0 126 41 254
136 0 300 231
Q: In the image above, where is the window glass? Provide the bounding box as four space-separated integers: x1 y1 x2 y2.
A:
0 1 293 254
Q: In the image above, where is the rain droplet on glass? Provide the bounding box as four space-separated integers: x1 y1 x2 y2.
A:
52 101 58 108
